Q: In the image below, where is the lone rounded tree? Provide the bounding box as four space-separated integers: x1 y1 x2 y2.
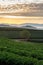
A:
20 29 31 41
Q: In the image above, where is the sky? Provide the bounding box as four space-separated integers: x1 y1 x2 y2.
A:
0 17 43 24
0 0 43 24
0 0 43 5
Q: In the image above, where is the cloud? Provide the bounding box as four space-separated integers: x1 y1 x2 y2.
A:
0 0 43 5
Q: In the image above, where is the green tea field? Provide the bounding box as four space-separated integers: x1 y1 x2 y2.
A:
0 38 43 65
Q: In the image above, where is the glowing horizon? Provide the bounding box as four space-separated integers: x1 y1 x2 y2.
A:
0 16 43 24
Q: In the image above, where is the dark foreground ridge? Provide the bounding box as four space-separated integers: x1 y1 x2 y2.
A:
0 25 43 42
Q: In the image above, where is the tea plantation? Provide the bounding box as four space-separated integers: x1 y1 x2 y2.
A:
0 38 43 65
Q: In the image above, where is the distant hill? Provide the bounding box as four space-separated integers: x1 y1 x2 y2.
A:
0 23 43 30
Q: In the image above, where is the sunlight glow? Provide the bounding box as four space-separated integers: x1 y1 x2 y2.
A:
0 16 43 24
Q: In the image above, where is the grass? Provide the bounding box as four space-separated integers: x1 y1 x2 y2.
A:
0 38 43 65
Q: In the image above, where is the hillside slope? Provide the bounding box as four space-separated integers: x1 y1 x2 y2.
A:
0 38 43 65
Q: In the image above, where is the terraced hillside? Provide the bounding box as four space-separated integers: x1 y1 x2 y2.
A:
0 27 43 42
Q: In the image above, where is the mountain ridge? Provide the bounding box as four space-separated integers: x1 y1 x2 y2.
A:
0 23 43 30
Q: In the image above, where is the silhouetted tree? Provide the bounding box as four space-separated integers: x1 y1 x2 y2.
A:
20 29 31 41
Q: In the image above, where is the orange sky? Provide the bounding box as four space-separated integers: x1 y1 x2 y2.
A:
0 17 43 24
